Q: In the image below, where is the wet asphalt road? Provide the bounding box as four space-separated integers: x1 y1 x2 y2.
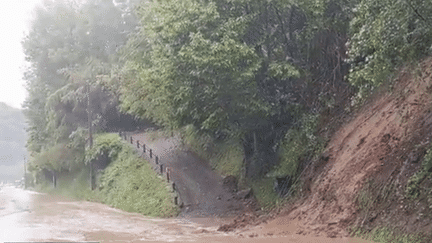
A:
0 185 233 242
0 185 369 243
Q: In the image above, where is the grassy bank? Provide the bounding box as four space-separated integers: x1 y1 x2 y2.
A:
34 133 179 218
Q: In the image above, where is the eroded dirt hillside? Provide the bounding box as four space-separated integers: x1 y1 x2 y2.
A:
242 58 432 239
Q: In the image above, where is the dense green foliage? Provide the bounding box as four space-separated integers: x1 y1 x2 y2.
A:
349 0 432 90
85 133 123 165
118 0 354 179
23 0 141 177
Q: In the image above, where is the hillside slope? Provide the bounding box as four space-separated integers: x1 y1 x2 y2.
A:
239 58 432 240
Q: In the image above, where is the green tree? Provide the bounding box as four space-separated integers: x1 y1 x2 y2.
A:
23 0 139 177
349 0 432 89
119 0 354 178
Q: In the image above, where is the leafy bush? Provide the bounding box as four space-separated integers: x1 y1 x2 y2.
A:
31 142 84 172
85 133 123 165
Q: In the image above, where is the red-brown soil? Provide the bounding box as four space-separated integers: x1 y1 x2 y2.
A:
244 58 432 238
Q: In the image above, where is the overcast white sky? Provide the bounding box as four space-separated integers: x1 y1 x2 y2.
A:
0 0 42 109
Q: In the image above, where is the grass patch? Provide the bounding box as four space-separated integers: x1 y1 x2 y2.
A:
350 226 428 243
356 179 376 211
96 134 179 218
406 170 428 200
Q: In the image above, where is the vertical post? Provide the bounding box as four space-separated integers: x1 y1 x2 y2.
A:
137 140 140 148
143 144 146 153
155 156 159 165
150 149 152 158
130 136 133 144
174 196 178 205
160 164 163 174
166 168 170 182
53 170 56 188
87 84 94 190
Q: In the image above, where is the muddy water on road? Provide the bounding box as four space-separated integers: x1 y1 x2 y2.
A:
0 186 369 242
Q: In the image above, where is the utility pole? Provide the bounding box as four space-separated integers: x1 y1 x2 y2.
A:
88 83 94 190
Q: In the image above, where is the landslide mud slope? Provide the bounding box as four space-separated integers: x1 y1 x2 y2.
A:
249 58 432 238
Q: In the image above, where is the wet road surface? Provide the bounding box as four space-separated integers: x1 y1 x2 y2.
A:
0 185 369 242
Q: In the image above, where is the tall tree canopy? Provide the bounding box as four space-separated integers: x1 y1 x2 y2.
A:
118 0 354 177
349 0 432 89
23 0 139 173
23 0 430 179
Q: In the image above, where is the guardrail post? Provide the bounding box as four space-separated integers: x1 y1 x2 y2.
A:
149 149 152 158
137 140 140 148
174 196 178 205
172 182 175 191
160 164 163 174
167 169 170 182
143 144 146 153
124 134 127 140
155 156 159 164
130 136 133 144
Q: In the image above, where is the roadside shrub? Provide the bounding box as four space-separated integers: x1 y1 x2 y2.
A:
85 133 124 165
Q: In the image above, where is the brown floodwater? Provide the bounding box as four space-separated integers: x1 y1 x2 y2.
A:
0 185 370 242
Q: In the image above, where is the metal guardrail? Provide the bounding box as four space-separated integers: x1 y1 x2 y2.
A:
119 131 180 206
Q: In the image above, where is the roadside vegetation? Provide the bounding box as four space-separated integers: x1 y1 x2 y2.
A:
350 226 427 243
32 133 178 218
